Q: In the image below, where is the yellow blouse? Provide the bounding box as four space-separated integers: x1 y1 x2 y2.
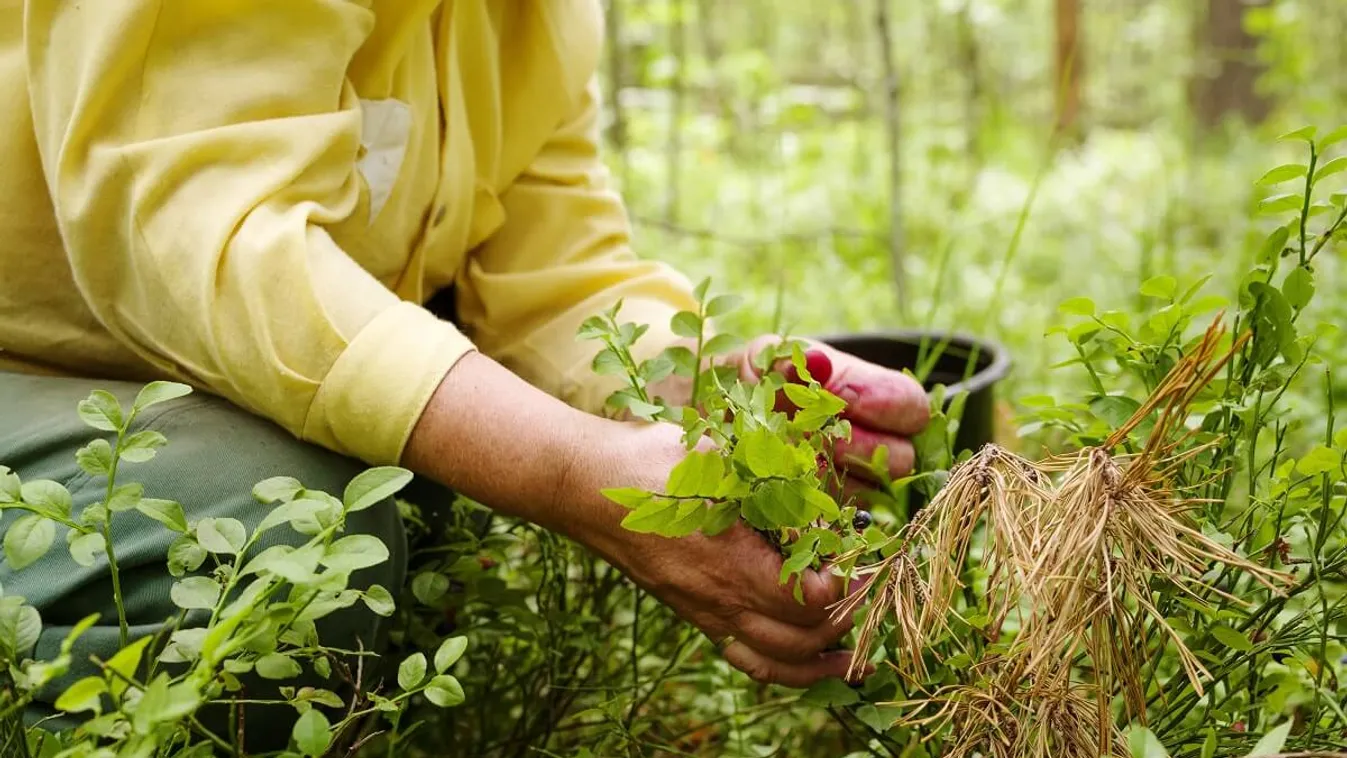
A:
0 0 695 466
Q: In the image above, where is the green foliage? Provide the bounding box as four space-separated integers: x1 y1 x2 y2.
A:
0 385 468 756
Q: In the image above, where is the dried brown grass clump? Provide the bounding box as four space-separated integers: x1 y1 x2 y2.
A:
834 317 1297 757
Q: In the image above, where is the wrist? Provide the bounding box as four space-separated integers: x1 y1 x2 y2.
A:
550 420 687 569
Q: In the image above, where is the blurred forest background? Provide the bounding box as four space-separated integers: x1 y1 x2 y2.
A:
593 0 1347 416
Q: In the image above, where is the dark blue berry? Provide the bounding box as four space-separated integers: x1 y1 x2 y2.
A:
852 510 873 531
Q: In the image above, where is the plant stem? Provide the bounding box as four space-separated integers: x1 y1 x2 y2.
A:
102 426 130 648
1299 143 1318 266
1308 368 1335 744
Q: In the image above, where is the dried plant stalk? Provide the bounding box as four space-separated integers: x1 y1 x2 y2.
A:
837 316 1296 757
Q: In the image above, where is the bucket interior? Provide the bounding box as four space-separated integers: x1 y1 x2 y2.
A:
819 333 1005 394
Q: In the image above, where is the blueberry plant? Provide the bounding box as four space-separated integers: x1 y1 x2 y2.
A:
579 124 1347 757
0 383 468 757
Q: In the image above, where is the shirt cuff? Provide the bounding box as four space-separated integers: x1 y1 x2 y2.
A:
302 301 476 465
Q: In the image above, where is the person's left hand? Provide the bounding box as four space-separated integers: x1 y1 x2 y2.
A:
728 336 931 495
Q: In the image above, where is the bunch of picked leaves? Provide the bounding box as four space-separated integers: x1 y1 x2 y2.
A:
578 280 888 594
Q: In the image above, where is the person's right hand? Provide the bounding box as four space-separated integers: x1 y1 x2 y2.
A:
568 421 868 688
403 351 867 688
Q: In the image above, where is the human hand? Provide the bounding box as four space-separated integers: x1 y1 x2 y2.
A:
571 422 869 688
731 335 931 494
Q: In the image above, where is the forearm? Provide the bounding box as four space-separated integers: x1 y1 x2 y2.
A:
400 351 676 550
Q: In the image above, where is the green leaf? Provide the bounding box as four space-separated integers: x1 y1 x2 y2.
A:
671 311 702 339
119 430 167 463
77 391 124 432
738 428 792 479
1256 163 1308 185
292 708 331 757
662 499 709 537
434 636 468 673
1317 125 1347 151
1127 725 1170 758
75 439 113 478
703 333 745 357
196 517 247 555
591 348 626 376
411 572 450 605
601 487 653 510
693 277 712 302
256 497 331 535
620 498 680 534
68 533 106 568
1058 296 1096 316
1282 266 1315 310
253 476 304 504
54 675 107 714
321 534 390 572
424 674 465 707
399 652 427 690
0 466 18 504
5 515 54 570
705 294 743 319
1067 321 1100 345
167 536 207 578
135 498 188 533
1211 625 1253 652
743 480 811 529
1244 721 1291 756
1258 193 1304 215
1201 727 1217 758
240 544 321 584
1278 125 1317 143
131 675 199 734
662 345 698 377
105 636 153 697
1296 445 1340 476
362 584 396 617
666 451 724 497
170 576 221 610
343 466 413 513
800 677 861 707
21 480 73 519
801 488 840 521
1315 155 1347 182
618 396 664 421
1091 395 1142 431
256 653 303 680
1139 275 1178 299
132 381 192 413
107 482 144 513
1257 225 1291 264
1188 294 1230 315
639 354 676 384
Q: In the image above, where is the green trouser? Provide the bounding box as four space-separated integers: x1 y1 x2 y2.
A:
0 371 451 753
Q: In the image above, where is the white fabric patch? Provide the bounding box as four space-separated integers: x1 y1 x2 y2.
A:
356 98 412 223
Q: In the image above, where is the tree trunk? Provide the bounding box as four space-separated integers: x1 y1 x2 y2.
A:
873 0 906 313
1053 0 1084 137
1191 0 1271 127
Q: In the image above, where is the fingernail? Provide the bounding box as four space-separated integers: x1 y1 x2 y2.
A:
805 350 833 385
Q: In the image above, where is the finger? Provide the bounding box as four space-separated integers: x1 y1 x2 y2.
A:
743 554 845 624
733 610 852 662
832 426 916 481
825 353 930 436
721 646 870 689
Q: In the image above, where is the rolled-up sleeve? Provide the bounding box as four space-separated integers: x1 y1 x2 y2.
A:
25 0 475 465
457 75 699 416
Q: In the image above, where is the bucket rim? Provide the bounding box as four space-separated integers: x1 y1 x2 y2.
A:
813 329 1013 397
